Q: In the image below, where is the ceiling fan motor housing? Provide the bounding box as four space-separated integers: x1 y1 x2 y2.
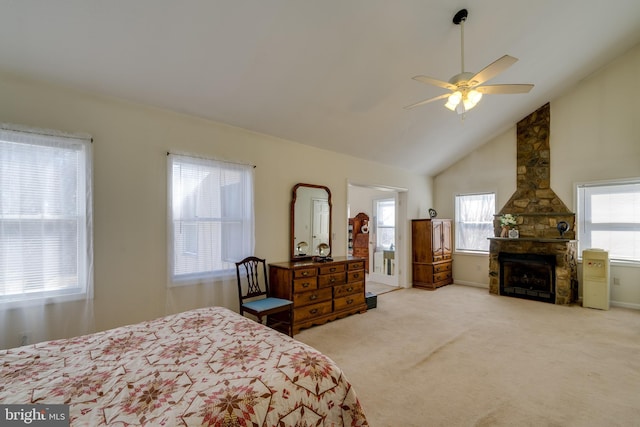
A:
448 72 476 87
453 9 468 25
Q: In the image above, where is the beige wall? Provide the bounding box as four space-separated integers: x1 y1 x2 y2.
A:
434 43 640 308
0 71 432 348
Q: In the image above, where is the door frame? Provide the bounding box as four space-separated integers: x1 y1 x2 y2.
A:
347 182 408 288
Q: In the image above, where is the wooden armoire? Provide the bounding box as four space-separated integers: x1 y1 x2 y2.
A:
411 218 453 289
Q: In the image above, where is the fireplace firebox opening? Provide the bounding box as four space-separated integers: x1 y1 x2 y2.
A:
499 252 556 303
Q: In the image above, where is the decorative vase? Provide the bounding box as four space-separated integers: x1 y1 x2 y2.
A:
501 226 509 238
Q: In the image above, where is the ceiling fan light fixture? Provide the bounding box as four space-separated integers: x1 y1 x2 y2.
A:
444 91 462 111
462 89 483 111
445 89 482 114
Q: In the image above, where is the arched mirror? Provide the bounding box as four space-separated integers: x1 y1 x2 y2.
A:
291 183 332 260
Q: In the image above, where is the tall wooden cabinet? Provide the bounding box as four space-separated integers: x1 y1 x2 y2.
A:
412 219 453 290
269 256 367 334
349 213 369 272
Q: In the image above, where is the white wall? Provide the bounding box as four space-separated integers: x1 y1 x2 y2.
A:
434 43 640 308
0 71 432 348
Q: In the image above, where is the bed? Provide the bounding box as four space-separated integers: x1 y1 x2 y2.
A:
0 306 368 426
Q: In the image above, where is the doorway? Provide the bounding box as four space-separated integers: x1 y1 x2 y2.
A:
370 197 396 285
347 183 407 288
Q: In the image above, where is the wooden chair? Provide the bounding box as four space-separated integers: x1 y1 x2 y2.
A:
235 256 294 337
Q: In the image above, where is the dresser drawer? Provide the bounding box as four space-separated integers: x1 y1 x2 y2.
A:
294 268 317 279
293 287 332 307
434 270 452 283
348 261 365 271
353 248 367 258
347 270 364 283
334 281 364 298
334 293 365 311
294 301 333 322
319 264 345 275
318 272 346 288
434 262 452 273
293 277 317 293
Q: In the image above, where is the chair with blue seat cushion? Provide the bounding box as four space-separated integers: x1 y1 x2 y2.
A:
235 256 294 336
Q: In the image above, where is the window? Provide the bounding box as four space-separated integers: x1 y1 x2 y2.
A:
168 154 254 283
577 179 640 263
374 198 395 250
0 125 93 304
455 193 495 252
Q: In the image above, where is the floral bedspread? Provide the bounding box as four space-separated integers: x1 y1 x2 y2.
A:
0 307 368 426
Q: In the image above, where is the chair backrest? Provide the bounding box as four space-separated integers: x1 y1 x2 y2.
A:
235 256 270 302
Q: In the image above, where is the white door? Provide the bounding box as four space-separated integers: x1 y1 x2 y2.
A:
312 198 330 254
369 197 398 286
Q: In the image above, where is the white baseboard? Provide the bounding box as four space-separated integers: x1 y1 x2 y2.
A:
569 297 640 311
610 301 640 310
453 280 488 289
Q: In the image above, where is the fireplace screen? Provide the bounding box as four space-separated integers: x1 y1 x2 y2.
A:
499 253 556 303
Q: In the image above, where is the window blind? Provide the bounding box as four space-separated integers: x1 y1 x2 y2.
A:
168 154 254 284
0 126 93 303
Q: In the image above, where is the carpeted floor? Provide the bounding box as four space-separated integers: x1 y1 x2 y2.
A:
366 281 400 295
296 285 640 427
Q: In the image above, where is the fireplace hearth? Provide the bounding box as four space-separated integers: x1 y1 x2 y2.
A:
499 252 556 303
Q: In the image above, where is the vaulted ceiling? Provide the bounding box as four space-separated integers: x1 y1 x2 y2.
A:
2 1 639 175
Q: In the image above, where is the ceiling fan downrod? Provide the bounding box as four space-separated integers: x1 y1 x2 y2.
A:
453 9 468 74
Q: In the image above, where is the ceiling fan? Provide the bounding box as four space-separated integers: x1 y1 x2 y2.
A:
405 9 533 114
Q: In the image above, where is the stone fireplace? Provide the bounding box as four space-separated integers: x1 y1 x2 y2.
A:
500 252 556 303
488 103 578 304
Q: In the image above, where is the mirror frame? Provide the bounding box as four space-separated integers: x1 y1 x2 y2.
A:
290 183 332 261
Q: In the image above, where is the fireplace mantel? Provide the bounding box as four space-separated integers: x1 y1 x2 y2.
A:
489 238 574 243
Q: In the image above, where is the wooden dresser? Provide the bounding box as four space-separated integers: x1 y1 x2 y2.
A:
269 256 367 334
411 219 453 290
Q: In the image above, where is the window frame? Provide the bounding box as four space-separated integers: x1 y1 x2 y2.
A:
373 197 395 251
0 125 93 307
576 178 640 265
168 154 255 285
454 192 496 254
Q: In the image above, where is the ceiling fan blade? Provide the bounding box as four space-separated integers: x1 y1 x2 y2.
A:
476 84 534 94
404 93 450 110
412 75 457 91
469 55 518 86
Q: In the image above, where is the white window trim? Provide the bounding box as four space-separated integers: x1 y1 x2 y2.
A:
454 191 496 254
167 153 255 286
575 177 640 265
0 123 93 307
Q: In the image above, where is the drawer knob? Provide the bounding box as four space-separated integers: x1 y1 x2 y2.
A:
347 299 354 305
310 294 318 300
330 278 336 283
347 287 353 292
330 267 336 272
302 271 309 276
353 273 360 278
302 282 310 288
310 308 318 314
